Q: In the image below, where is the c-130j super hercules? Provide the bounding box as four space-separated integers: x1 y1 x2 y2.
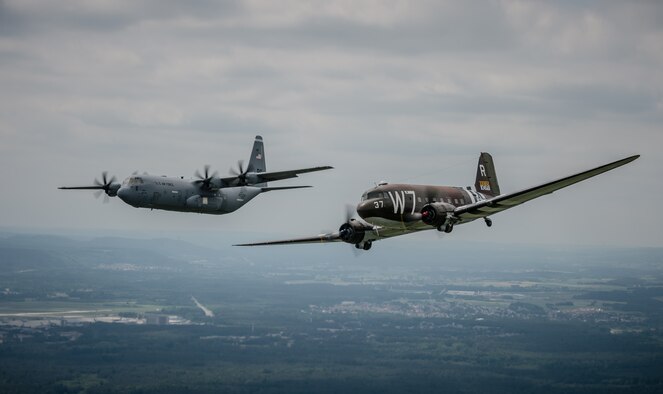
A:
236 153 639 251
59 136 333 214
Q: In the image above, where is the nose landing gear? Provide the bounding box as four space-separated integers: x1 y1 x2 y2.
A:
484 217 492 227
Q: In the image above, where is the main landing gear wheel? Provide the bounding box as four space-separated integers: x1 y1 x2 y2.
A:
355 241 372 251
484 217 492 227
437 224 453 233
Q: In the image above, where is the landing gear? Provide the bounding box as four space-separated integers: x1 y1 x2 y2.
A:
437 224 453 233
484 217 492 227
355 241 372 251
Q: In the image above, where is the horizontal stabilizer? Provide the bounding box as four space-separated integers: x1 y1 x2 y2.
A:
260 186 312 192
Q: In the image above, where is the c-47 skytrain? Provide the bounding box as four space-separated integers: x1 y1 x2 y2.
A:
236 153 639 251
59 136 332 215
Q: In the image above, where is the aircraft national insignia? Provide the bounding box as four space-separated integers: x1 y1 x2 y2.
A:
479 180 491 191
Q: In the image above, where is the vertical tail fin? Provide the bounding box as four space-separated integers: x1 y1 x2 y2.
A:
248 135 266 174
475 152 500 197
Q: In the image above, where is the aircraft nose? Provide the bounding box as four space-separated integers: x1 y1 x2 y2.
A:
117 186 130 202
356 201 371 218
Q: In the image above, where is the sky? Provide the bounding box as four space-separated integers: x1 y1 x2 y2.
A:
0 0 661 248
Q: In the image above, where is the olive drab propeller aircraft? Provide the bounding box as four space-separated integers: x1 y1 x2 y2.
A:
236 153 639 251
59 136 332 215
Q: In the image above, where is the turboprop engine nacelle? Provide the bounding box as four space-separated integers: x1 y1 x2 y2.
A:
420 202 456 227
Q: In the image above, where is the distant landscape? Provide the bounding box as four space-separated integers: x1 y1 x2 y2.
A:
0 231 662 393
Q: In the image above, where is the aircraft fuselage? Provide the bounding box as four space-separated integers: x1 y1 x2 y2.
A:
116 174 262 215
354 183 488 238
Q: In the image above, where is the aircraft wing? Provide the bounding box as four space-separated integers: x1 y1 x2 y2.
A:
221 166 333 185
234 231 344 246
255 166 334 182
455 155 639 220
58 186 106 190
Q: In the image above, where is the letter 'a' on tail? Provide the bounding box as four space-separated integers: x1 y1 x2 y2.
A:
248 135 266 174
475 152 501 197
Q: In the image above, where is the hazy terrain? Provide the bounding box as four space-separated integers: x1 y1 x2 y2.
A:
0 230 662 393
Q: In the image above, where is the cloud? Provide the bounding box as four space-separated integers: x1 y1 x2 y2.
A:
0 0 661 247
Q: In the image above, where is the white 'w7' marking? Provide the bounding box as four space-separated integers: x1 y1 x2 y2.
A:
387 191 416 215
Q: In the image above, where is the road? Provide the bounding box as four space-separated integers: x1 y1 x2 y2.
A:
191 296 214 317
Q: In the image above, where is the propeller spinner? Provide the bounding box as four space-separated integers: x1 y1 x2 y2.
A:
194 165 218 190
228 160 250 186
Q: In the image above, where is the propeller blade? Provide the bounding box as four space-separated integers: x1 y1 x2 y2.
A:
93 190 103 199
345 204 356 222
228 160 249 185
195 165 218 189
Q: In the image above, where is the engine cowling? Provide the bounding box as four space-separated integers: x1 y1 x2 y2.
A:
107 183 121 197
338 220 369 245
420 202 455 227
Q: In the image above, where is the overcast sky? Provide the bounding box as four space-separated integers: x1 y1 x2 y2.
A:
1 0 661 248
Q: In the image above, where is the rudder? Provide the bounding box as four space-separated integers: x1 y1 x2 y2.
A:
248 135 266 173
475 152 500 197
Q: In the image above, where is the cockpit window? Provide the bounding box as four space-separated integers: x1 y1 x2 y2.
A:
123 177 145 186
362 191 385 201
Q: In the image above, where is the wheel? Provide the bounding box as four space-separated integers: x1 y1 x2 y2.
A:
436 225 445 232
362 241 372 251
444 224 453 233
355 243 362 249
485 217 492 227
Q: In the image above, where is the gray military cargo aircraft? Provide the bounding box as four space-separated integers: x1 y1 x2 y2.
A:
236 153 639 251
59 135 332 215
